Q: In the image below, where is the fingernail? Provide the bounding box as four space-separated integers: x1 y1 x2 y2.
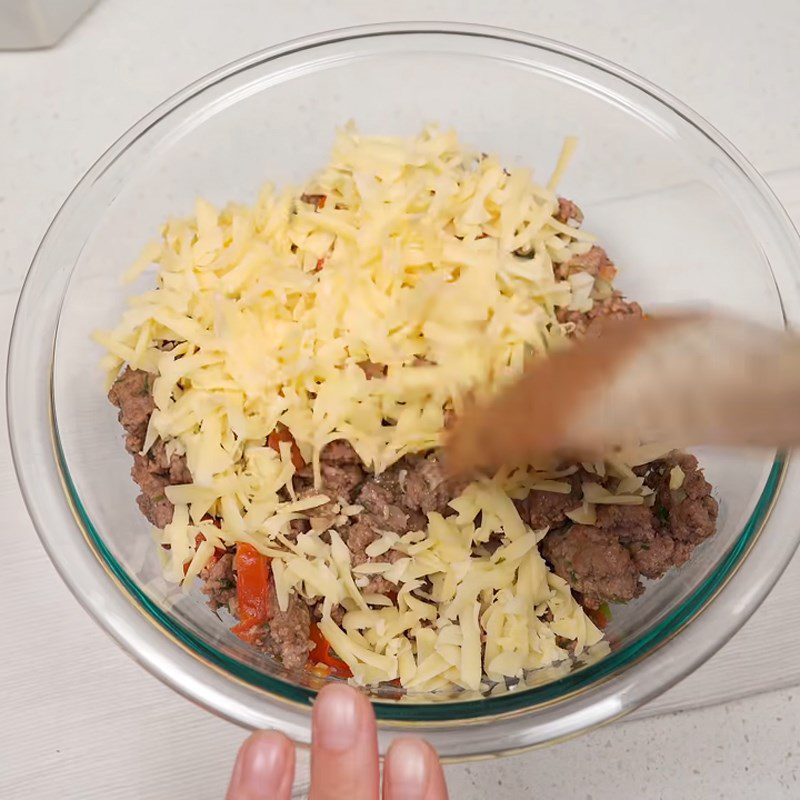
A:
313 684 361 752
385 738 431 800
227 732 289 799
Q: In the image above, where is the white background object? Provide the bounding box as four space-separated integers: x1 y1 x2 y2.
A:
0 0 98 50
2 1 800 797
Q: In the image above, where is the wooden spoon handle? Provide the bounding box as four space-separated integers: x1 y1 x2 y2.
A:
446 313 800 475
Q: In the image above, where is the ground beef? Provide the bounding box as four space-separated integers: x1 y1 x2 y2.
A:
235 576 313 671
113 360 719 667
200 553 237 613
356 482 413 533
542 524 644 609
345 518 376 563
293 445 465 547
307 501 340 530
651 452 719 546
587 503 667 582
108 367 155 454
149 438 193 484
628 535 692 579
288 517 310 538
345 516 403 596
316 440 365 501
358 360 387 380
321 439 362 465
260 578 313 670
670 496 718 544
289 486 341 538
109 367 192 528
403 453 468 516
556 245 617 282
331 604 346 625
131 454 175 528
299 444 466 530
516 475 582 530
360 461 421 527
555 197 584 226
200 548 311 670
594 504 655 544
313 602 346 626
542 452 718 603
360 574 400 597
170 457 192 485
320 461 364 501
557 293 643 339
355 451 468 532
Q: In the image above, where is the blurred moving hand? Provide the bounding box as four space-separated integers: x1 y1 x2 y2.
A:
226 683 449 799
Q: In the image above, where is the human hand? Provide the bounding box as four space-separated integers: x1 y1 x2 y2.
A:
226 683 449 799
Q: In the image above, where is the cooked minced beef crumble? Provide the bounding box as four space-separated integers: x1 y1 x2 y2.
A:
107 196 718 673
108 369 470 669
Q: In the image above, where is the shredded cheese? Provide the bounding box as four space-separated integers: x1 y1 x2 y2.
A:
669 465 686 490
97 125 622 693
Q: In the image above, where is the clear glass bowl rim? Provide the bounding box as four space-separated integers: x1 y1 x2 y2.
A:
8 22 800 757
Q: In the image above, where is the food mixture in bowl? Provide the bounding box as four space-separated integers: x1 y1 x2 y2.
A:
96 126 718 693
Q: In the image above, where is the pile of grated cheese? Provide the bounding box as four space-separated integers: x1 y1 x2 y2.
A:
95 125 638 692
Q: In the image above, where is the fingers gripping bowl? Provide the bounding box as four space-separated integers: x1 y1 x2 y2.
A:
8 24 800 758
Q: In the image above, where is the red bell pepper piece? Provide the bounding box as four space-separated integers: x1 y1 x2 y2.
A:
585 602 612 630
308 622 352 678
267 424 306 471
231 543 271 642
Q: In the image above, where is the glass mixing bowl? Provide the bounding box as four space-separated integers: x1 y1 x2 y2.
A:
9 23 800 761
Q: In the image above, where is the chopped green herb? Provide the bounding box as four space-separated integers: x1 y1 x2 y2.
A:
656 505 669 524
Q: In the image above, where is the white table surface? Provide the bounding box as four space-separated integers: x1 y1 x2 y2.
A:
3 1 800 797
